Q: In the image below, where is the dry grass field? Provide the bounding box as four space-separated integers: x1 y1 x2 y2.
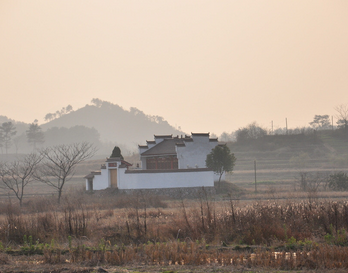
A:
1 179 348 272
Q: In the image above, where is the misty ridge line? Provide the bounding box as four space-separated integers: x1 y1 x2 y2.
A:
0 99 347 156
0 98 184 156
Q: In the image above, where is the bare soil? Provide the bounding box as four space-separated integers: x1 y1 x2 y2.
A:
1 254 347 273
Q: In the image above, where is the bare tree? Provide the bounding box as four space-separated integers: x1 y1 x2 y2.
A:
219 131 235 142
309 115 331 130
335 104 348 129
235 122 267 142
0 153 42 206
296 172 330 192
295 172 330 203
37 142 97 204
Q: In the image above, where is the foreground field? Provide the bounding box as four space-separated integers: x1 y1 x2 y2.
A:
3 261 346 273
1 185 348 272
2 244 348 273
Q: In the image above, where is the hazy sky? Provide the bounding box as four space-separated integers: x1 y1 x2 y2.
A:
1 1 348 135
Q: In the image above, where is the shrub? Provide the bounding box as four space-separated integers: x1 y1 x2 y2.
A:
328 172 348 190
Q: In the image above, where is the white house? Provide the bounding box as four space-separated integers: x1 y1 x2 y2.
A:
85 133 223 191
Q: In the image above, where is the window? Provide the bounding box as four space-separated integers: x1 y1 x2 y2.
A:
146 156 178 170
146 158 156 169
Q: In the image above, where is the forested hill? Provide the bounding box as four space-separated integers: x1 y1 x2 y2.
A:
40 100 184 146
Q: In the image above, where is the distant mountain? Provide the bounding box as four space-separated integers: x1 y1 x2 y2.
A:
41 100 185 148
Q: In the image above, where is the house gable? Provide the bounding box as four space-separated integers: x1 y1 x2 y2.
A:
139 133 219 170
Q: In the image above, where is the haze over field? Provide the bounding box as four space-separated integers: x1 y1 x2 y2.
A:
1 1 348 135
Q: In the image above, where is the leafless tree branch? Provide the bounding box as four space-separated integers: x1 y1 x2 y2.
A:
0 153 42 206
36 142 97 204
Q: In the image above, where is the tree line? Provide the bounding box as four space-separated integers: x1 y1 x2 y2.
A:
296 171 348 193
219 104 348 142
0 121 44 154
0 120 102 155
44 104 73 122
0 142 96 206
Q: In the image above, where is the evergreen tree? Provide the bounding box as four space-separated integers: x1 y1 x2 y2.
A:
206 145 236 185
0 122 17 154
26 121 45 150
110 146 124 159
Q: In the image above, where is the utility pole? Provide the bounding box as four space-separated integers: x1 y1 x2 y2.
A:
286 118 288 135
271 120 273 135
254 160 257 193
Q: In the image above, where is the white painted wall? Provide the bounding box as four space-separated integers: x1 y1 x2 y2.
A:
147 142 156 149
140 157 146 169
118 169 214 189
176 136 218 169
87 168 109 190
88 167 215 191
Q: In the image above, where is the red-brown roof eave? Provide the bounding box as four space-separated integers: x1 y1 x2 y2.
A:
121 160 133 166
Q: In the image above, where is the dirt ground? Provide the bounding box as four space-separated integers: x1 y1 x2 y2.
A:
0 253 347 273
1 265 348 273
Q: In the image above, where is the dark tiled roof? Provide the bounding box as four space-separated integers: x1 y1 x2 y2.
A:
84 171 101 179
126 168 211 174
106 159 132 166
154 134 172 139
140 133 215 156
84 173 94 179
141 138 184 156
175 143 186 147
192 133 210 136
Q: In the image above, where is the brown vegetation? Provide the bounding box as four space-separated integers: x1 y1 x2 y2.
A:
1 188 348 270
